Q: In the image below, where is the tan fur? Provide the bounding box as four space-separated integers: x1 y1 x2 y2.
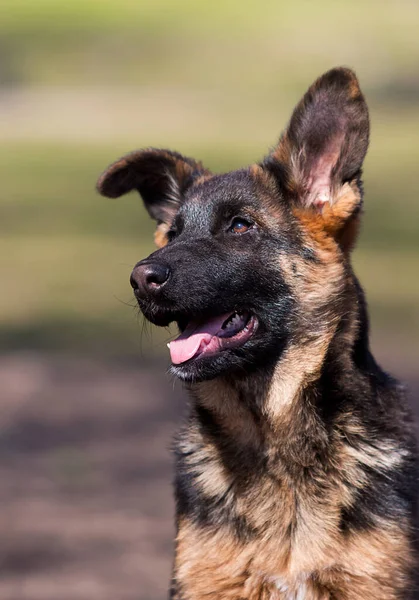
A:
192 173 214 187
175 360 414 599
175 434 413 598
176 513 412 599
264 336 332 423
193 379 263 450
292 182 361 251
181 427 233 499
154 222 170 247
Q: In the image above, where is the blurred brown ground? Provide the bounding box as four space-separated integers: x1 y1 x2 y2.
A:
0 354 184 600
0 352 418 600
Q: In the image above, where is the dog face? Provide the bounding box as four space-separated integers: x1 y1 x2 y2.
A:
97 67 369 382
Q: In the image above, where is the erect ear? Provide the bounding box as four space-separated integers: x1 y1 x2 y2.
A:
262 67 369 250
97 148 211 246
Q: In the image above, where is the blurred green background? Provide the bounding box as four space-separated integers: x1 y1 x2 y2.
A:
2 0 419 364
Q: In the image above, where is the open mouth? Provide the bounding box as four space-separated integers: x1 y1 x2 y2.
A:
168 311 257 365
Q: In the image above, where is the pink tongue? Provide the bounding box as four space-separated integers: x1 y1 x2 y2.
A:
169 313 231 365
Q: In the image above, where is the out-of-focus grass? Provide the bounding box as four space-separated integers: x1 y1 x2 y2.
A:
3 0 418 39
1 0 419 89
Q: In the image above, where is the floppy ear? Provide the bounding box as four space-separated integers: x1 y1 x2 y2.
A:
97 148 211 246
262 67 369 250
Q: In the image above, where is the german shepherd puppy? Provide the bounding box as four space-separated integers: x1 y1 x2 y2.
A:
97 68 418 599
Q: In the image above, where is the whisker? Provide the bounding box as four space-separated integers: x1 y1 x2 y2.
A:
113 294 138 308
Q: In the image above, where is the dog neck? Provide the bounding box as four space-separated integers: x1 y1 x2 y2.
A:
187 278 374 461
188 343 329 460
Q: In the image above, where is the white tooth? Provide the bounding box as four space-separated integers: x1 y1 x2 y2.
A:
224 312 245 330
227 315 241 330
167 343 171 349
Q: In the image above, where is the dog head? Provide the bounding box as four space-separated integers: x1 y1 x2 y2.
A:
97 67 369 382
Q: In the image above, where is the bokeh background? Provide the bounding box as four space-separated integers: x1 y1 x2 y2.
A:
1 1 419 598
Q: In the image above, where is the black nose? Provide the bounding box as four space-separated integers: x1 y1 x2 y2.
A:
130 261 171 297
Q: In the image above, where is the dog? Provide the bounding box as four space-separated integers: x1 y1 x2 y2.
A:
97 67 418 599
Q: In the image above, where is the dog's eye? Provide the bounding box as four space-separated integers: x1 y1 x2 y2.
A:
229 218 254 235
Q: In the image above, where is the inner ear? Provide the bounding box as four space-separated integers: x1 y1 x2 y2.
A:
263 67 369 210
97 148 211 226
305 131 345 207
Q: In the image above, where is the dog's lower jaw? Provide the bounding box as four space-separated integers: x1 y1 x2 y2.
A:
170 333 290 385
